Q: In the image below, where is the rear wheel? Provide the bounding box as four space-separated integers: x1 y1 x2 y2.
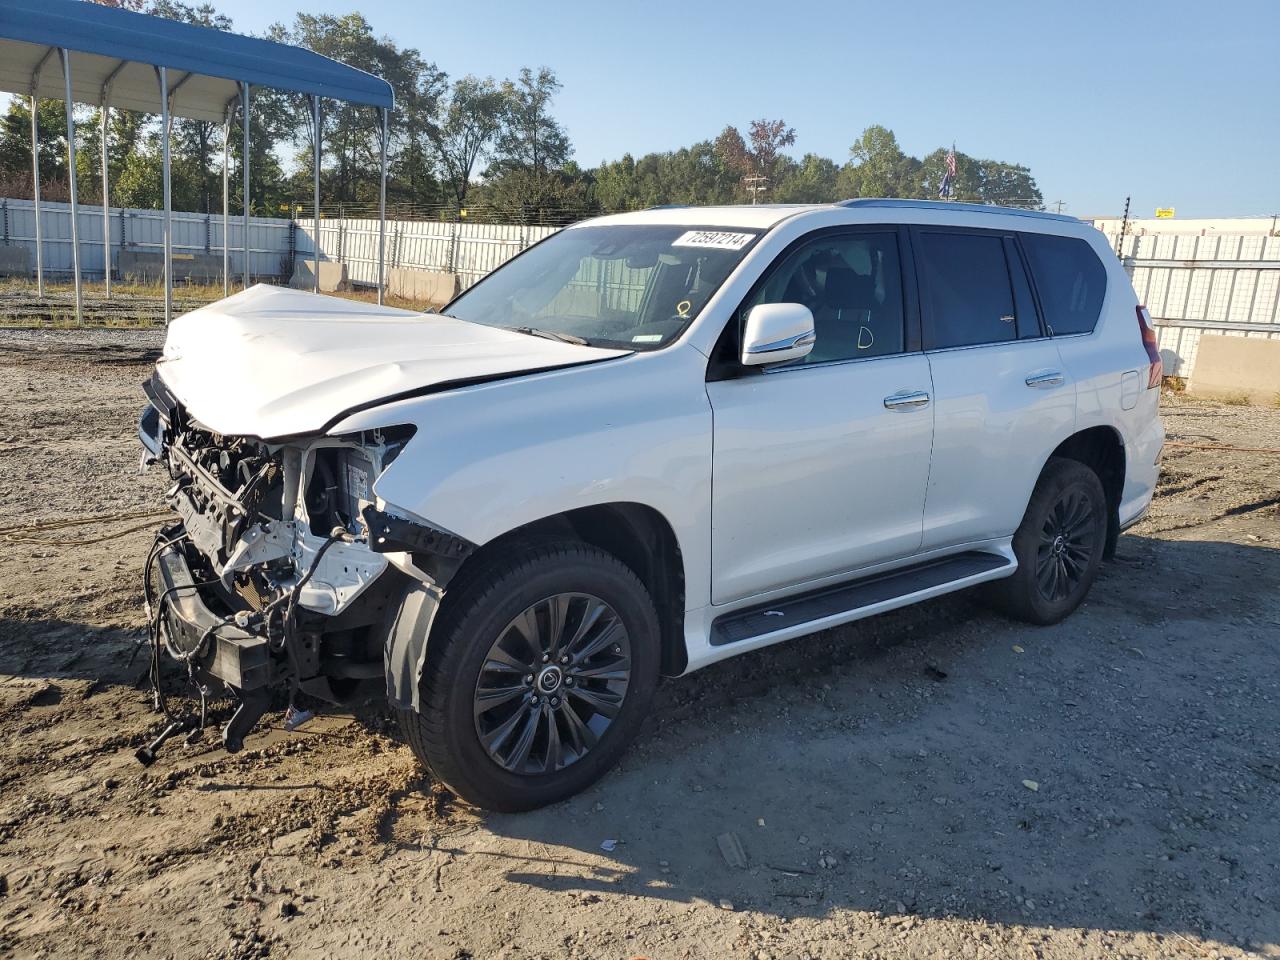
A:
988 457 1108 625
397 541 659 812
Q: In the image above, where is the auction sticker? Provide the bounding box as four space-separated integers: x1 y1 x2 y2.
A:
672 231 755 250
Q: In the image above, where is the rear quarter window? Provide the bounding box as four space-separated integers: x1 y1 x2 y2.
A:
1021 234 1107 336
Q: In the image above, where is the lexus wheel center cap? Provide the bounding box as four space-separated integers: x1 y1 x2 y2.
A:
537 666 563 694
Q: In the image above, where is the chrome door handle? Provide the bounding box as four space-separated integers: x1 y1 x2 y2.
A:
1025 371 1065 388
883 390 931 410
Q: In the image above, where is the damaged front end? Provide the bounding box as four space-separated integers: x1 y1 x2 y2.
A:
137 374 471 759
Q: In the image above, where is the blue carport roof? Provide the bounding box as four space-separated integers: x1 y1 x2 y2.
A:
0 0 394 122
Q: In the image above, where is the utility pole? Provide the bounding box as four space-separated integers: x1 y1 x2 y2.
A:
1115 195 1131 259
743 175 769 205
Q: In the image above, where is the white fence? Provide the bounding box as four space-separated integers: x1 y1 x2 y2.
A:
3 197 1277 381
0 196 561 293
0 197 291 281
296 218 559 290
1094 224 1280 379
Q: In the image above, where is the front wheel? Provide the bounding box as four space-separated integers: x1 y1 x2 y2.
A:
987 457 1109 625
397 541 660 812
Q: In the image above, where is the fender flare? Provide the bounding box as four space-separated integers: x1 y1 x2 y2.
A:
383 579 443 712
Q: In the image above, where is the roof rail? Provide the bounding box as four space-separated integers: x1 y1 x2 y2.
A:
835 198 1078 223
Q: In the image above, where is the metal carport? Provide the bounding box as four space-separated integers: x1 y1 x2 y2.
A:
0 0 395 322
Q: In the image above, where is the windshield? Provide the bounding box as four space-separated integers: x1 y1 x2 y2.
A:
443 224 761 349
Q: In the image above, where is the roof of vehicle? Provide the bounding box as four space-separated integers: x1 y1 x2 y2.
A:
836 198 1079 223
582 199 1082 232
584 205 825 229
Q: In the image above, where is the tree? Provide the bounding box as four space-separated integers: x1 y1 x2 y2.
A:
490 67 571 176
918 148 1042 207
592 140 737 213
75 106 147 203
428 76 507 205
773 153 840 203
714 118 796 200
479 164 592 224
844 125 920 198
150 1 233 212
0 99 69 199
274 13 444 205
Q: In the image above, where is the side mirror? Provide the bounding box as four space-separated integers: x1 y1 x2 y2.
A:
741 303 816 366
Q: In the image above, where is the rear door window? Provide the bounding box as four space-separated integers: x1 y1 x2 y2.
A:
1020 234 1107 336
915 231 1019 349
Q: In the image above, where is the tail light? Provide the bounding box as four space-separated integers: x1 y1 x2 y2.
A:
1137 305 1162 389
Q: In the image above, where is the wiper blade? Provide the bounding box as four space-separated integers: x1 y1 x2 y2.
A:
502 325 591 346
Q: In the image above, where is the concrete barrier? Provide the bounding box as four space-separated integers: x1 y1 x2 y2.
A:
119 249 224 283
388 267 459 307
0 246 31 277
289 258 348 293
1188 334 1280 405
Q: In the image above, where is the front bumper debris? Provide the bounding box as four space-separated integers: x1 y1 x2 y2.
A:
152 531 274 752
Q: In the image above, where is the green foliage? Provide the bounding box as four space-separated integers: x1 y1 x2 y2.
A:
0 3 1042 224
0 100 70 198
844 125 922 199
488 67 571 177
773 154 841 203
585 121 1043 213
591 141 738 211
428 76 508 204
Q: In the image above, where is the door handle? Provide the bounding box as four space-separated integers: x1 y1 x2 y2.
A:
883 390 931 410
1025 371 1065 388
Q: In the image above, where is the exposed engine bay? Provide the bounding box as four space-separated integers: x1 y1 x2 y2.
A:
136 373 469 763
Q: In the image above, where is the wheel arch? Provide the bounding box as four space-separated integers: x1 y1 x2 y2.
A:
441 502 688 677
1045 425 1126 558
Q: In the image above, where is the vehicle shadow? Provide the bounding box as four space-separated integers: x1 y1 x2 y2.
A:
466 534 1280 950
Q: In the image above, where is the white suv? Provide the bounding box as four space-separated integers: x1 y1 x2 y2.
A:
139 199 1164 809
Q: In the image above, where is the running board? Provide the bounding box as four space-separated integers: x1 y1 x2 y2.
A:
710 551 1013 647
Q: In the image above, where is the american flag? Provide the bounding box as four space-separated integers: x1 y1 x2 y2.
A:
939 144 957 198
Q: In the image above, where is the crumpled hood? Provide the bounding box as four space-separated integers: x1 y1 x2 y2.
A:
155 284 629 438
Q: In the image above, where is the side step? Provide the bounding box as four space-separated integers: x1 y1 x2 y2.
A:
710 551 1012 647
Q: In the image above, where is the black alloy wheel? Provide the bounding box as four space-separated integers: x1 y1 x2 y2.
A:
473 592 632 775
1035 487 1097 603
987 457 1108 625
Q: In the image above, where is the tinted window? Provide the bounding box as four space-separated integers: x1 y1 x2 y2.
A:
918 232 1018 349
1004 237 1044 339
745 232 905 363
1021 234 1107 335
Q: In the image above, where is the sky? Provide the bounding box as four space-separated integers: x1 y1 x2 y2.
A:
157 0 1280 218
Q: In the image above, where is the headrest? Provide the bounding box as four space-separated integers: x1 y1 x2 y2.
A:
822 267 873 307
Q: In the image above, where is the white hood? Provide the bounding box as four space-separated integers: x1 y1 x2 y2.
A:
155 285 629 438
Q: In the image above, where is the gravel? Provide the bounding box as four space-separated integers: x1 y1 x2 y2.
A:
0 331 1277 960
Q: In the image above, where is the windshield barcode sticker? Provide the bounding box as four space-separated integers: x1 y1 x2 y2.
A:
672 231 755 250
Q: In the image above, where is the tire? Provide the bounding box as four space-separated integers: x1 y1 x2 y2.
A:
397 540 660 812
987 457 1109 625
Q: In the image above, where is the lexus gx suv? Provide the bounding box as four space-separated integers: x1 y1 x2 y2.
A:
138 199 1164 810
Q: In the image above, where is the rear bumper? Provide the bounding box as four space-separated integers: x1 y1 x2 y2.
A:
154 534 272 692
1120 414 1165 528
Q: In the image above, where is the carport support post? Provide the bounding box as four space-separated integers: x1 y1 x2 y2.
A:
156 66 172 324
240 82 250 290
100 91 110 298
221 108 230 298
377 107 388 305
59 49 82 324
29 92 44 297
311 94 321 294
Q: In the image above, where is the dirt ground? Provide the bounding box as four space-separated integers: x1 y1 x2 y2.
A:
1 328 1278 960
